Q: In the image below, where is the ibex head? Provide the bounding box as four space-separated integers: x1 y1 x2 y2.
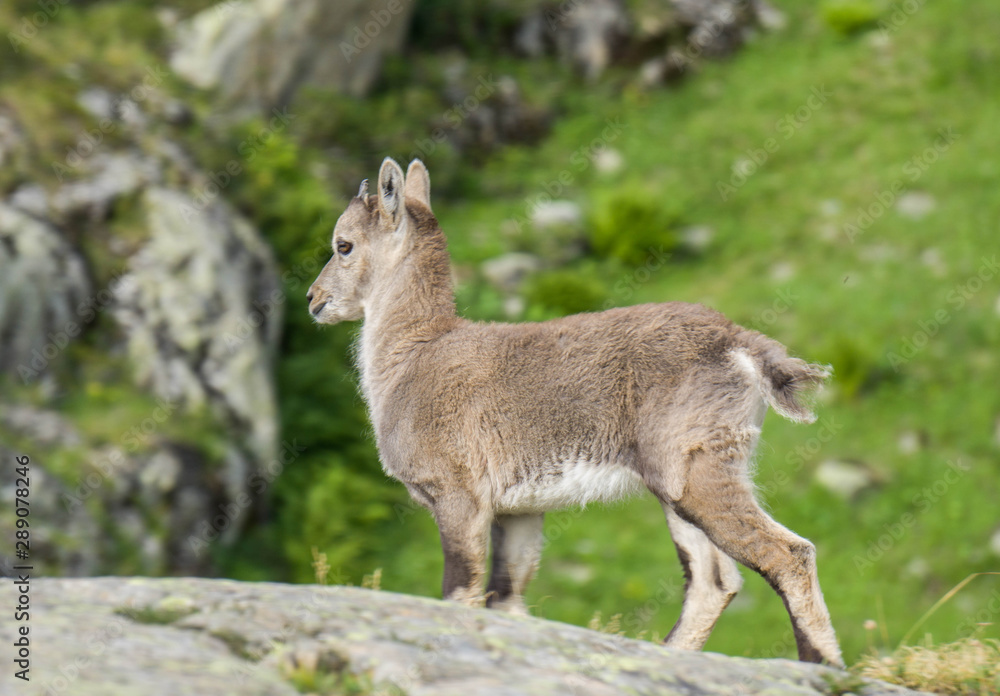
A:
307 157 432 324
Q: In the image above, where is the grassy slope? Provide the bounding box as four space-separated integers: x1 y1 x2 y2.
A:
372 1 1000 663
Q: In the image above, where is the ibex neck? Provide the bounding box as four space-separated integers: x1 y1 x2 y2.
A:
357 234 457 409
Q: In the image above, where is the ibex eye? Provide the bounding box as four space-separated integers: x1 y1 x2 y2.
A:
336 240 353 255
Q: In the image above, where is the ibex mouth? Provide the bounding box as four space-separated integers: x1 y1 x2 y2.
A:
309 300 328 318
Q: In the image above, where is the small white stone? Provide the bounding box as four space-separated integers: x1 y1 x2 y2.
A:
503 295 525 318
481 253 542 291
897 430 920 455
530 200 582 230
770 262 795 282
904 557 930 579
990 528 1000 557
896 191 936 220
815 460 875 499
920 247 947 277
819 199 841 217
681 225 713 253
593 148 624 174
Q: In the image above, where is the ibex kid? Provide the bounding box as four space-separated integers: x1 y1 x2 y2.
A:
307 158 843 666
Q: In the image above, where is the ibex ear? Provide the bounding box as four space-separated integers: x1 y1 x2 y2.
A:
377 157 405 225
404 159 431 211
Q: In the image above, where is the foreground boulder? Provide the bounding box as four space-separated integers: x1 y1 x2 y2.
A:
0 577 928 696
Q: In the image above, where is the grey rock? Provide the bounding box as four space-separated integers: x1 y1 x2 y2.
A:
0 577 930 696
0 405 82 448
530 200 583 230
78 87 118 122
8 184 49 218
52 151 162 221
671 0 755 57
482 253 543 292
896 191 936 220
0 110 26 171
553 0 630 80
681 225 714 253
592 147 624 174
169 0 416 112
0 204 91 382
0 436 226 577
753 0 788 31
0 443 101 576
815 460 878 500
113 187 281 467
519 0 630 81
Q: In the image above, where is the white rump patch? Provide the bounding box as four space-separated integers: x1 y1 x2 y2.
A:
730 348 760 384
730 347 799 422
497 460 644 514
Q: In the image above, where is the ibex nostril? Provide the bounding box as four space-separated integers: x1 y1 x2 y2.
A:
306 291 314 304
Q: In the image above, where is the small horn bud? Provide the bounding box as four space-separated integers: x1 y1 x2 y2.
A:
357 179 369 199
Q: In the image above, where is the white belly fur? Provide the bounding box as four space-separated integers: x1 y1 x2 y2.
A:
497 460 645 513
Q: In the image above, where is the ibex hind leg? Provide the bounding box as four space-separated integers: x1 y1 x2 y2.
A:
661 505 743 651
666 447 843 666
485 513 545 614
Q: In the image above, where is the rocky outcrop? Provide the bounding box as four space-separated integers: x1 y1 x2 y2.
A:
0 425 229 577
0 577 928 696
114 187 281 466
0 95 281 576
0 203 91 383
169 0 417 113
515 0 782 83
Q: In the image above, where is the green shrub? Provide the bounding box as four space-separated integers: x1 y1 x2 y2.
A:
587 189 681 266
820 0 882 35
523 268 606 318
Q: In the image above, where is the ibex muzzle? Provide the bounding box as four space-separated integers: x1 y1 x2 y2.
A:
308 157 843 667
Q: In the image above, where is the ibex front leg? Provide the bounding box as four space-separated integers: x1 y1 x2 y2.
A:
434 491 491 606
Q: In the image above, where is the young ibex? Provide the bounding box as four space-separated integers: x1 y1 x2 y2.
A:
307 158 843 666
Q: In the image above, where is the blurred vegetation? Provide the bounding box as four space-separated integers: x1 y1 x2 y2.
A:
1 0 999 670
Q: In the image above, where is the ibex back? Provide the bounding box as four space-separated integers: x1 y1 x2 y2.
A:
308 157 843 666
